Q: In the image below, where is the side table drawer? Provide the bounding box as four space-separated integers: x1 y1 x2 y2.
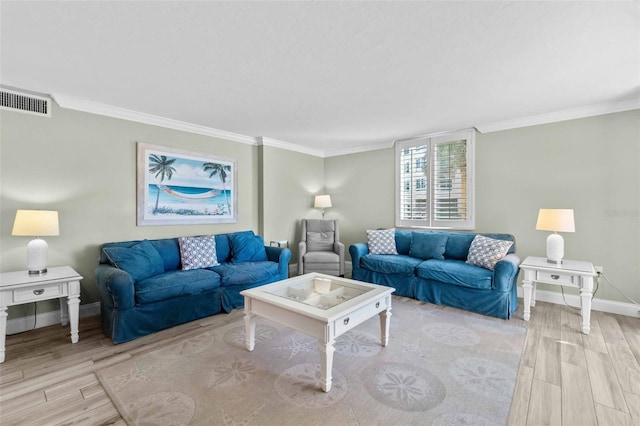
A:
13 283 62 303
538 271 574 285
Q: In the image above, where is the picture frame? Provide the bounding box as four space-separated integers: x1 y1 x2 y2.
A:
137 142 238 226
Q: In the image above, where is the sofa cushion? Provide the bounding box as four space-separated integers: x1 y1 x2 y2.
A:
210 261 279 287
443 233 476 260
409 232 448 260
366 229 398 255
102 240 164 282
395 230 412 255
466 235 514 271
361 254 423 276
214 234 231 263
135 269 221 304
178 235 220 270
416 259 493 290
149 238 181 271
229 231 268 263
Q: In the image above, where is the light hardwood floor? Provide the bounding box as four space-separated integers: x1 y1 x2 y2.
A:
0 299 638 425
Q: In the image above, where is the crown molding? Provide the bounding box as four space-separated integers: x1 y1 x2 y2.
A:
475 98 640 134
257 136 325 158
51 92 639 156
52 93 257 145
324 141 394 157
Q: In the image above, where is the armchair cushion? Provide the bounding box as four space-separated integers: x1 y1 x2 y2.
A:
102 239 164 282
307 231 335 252
229 231 268 263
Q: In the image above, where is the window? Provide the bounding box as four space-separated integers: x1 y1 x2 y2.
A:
395 129 475 229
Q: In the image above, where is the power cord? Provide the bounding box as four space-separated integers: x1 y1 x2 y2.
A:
599 271 639 306
560 271 639 312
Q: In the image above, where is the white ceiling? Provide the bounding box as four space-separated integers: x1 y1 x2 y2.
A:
1 1 639 156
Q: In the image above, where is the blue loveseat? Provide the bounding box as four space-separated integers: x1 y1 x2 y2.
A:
349 230 520 319
95 230 291 343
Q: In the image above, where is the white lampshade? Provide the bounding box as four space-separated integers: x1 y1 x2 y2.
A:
12 210 60 274
536 209 575 264
314 195 332 209
314 195 332 219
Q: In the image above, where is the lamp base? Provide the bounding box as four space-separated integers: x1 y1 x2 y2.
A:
546 232 565 265
26 237 49 275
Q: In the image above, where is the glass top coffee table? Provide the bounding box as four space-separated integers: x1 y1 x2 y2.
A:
240 273 395 392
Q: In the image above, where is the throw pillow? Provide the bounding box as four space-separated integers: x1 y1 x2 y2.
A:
229 231 268 263
102 239 164 282
178 235 219 270
466 234 514 270
409 232 448 260
366 229 398 255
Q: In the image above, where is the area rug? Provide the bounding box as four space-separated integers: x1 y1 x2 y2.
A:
96 297 526 425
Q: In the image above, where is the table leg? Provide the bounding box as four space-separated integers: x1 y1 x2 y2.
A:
379 303 392 347
319 339 335 392
580 277 594 334
244 312 256 351
522 279 533 321
67 295 80 343
0 306 7 363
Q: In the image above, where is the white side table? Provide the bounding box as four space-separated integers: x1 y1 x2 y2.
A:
520 256 596 334
270 240 288 248
0 266 82 363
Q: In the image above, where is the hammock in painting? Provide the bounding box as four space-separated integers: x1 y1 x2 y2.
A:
157 185 220 201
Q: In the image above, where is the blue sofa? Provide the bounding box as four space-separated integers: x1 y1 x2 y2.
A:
349 230 520 319
95 230 291 343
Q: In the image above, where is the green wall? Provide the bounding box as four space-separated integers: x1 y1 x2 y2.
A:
326 110 640 304
0 104 264 317
1 103 638 323
259 144 325 262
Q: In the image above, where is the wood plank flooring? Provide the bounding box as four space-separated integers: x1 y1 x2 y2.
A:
0 300 638 425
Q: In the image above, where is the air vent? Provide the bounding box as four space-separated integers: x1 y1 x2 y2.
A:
0 88 51 117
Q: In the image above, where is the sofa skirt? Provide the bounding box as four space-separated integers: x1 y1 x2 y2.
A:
103 288 223 344
414 278 517 319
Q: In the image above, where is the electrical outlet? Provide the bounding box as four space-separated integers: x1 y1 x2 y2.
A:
595 266 604 275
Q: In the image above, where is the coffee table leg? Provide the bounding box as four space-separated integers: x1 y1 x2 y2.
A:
379 304 392 347
244 312 255 351
319 339 335 392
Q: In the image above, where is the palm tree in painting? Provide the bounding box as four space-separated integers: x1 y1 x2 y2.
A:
203 162 231 213
149 154 177 213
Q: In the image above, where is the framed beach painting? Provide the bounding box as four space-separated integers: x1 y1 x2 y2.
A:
137 142 237 226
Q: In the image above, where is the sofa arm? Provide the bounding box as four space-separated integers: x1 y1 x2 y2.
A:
94 264 135 310
493 254 521 292
349 243 369 273
265 246 292 278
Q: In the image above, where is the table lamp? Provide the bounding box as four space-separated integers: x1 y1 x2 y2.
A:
314 195 332 219
12 210 60 274
535 208 575 264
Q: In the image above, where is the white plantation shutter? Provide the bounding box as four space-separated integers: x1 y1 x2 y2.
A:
396 130 475 229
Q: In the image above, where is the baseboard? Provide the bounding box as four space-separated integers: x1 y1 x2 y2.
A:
6 302 101 335
289 261 353 277
516 287 639 318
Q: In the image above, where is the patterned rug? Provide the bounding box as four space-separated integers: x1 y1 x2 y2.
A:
96 297 526 425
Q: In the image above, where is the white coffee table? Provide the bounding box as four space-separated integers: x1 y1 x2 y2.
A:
241 273 394 392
